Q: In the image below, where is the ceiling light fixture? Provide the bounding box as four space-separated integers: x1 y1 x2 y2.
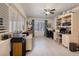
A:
45 11 50 15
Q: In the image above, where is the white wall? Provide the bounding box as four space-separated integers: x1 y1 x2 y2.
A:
48 18 55 29
71 6 79 13
14 4 26 18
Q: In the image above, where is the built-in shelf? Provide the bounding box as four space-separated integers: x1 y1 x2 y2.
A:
55 13 72 47
57 25 71 28
0 25 8 33
55 12 79 49
0 30 8 33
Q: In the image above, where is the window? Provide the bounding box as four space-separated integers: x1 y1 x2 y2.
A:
34 20 45 32
17 14 24 31
9 9 17 32
9 8 25 32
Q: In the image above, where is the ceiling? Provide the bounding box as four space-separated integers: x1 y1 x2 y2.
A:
20 3 79 18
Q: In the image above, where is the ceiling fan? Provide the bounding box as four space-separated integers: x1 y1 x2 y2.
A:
44 8 55 15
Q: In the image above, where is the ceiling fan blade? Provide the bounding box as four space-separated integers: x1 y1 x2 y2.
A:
50 9 55 11
50 11 54 14
44 9 48 12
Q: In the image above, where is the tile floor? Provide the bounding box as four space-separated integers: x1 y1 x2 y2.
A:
26 36 79 56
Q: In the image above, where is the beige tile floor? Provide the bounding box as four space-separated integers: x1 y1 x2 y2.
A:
26 36 79 56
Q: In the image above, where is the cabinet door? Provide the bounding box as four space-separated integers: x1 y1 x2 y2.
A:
62 35 69 48
13 43 22 56
26 34 32 50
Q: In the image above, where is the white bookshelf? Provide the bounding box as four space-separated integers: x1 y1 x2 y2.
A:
0 25 8 33
55 12 79 48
